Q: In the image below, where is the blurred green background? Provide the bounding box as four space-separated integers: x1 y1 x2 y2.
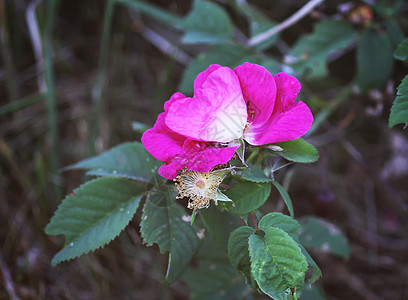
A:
1 0 407 299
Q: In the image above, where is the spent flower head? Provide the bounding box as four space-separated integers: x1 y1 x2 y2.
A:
174 170 223 210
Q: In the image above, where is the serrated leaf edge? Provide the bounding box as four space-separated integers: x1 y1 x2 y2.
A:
46 177 143 265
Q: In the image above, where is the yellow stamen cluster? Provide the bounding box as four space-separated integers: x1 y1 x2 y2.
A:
174 170 223 210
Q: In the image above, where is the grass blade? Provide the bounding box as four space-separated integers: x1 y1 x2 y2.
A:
88 0 115 156
44 0 61 202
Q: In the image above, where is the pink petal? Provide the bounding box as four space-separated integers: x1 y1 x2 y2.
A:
158 145 238 180
234 62 276 130
141 113 186 161
185 146 238 172
166 67 247 143
182 139 209 155
244 101 313 145
272 72 301 115
194 64 223 91
164 92 186 112
141 92 188 161
158 158 184 180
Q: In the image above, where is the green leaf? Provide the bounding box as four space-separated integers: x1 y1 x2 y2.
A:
272 139 319 163
199 204 242 252
66 142 162 183
299 216 351 259
259 213 322 285
389 93 408 127
241 164 273 183
233 138 246 166
182 260 247 300
249 227 308 299
357 29 394 91
182 0 233 44
389 74 408 128
178 43 257 94
300 247 322 285
45 177 143 265
258 212 301 235
141 188 200 283
228 226 255 285
271 181 294 217
397 75 408 95
216 190 233 202
289 20 356 78
222 181 271 215
394 38 408 62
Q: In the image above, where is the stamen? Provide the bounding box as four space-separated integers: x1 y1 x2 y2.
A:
174 170 223 210
243 122 251 134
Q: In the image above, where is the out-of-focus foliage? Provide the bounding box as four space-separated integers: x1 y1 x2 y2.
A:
2 0 408 299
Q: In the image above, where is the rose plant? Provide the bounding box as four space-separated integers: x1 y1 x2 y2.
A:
46 63 349 299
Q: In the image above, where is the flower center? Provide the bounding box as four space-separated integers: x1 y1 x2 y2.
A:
174 170 222 210
195 180 205 189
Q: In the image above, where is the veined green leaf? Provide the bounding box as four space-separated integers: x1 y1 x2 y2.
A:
272 139 319 163
259 213 322 284
66 142 162 183
182 0 233 44
140 188 200 283
228 226 255 286
249 227 308 299
258 212 301 235
45 177 143 265
222 181 271 215
299 216 351 259
241 164 273 183
289 20 356 78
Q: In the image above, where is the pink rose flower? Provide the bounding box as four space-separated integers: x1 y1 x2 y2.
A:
141 62 313 179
